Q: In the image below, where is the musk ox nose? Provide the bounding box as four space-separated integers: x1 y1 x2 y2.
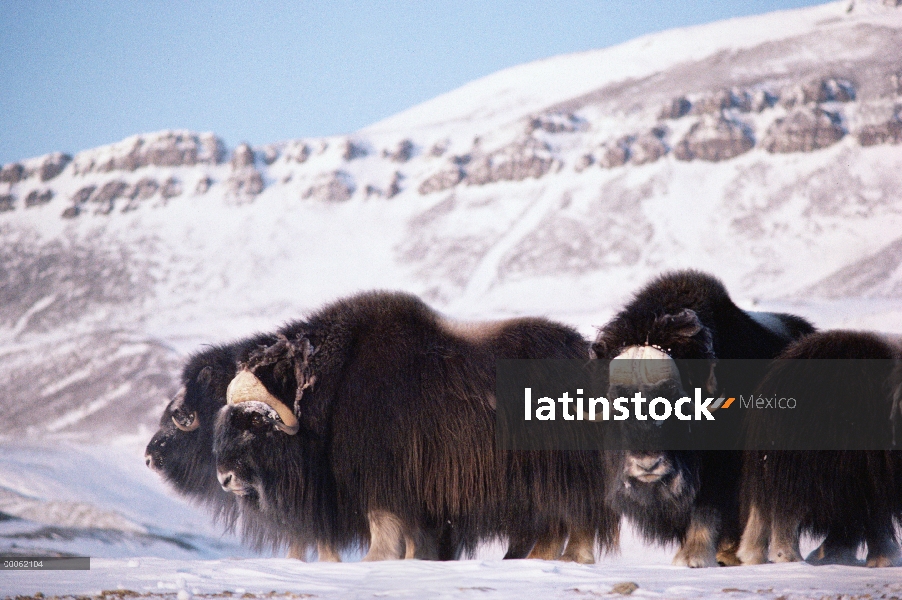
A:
218 469 243 493
625 454 670 483
144 451 159 471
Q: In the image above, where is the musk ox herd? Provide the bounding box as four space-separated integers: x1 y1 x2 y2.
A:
145 270 902 567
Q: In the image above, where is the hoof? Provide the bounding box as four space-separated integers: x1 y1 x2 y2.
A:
806 543 860 566
673 550 719 568
716 548 742 566
768 546 803 563
736 546 767 565
865 551 902 568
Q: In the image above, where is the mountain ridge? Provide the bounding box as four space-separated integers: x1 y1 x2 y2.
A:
2 0 902 439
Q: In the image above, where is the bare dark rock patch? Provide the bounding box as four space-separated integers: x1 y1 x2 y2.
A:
384 139 415 162
302 171 355 202
230 143 256 169
24 189 54 208
762 106 845 153
857 118 902 146
464 139 558 185
0 163 24 184
419 167 464 195
674 116 755 162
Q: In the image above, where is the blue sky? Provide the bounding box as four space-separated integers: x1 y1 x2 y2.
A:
0 1 826 164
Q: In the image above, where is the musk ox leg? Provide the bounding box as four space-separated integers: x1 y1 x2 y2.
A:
286 541 310 561
362 510 406 561
436 523 464 561
865 523 902 568
504 534 536 559
767 517 802 563
672 508 719 568
560 528 596 564
715 538 741 566
526 531 567 560
408 528 441 560
316 542 342 562
736 504 769 565
806 531 860 566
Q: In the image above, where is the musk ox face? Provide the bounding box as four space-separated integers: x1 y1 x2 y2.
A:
145 363 228 501
607 377 700 511
610 450 700 512
600 310 718 526
213 402 287 508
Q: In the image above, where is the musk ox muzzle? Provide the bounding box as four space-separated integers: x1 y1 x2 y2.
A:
226 369 300 435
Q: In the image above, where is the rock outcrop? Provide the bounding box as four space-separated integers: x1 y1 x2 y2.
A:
419 167 464 195
673 116 755 162
386 172 403 198
70 131 225 175
36 153 72 181
779 78 854 108
342 139 369 161
226 171 263 201
303 171 355 202
91 181 129 214
597 142 630 169
628 129 668 165
160 177 183 200
857 118 902 146
659 96 692 119
231 143 256 169
762 106 845 153
465 139 558 185
24 189 53 208
527 112 586 133
384 139 415 163
0 163 24 184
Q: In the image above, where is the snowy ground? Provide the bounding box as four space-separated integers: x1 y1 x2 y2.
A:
7 556 902 600
1 439 900 599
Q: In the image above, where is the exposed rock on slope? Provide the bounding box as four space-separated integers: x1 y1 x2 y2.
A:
674 116 755 162
70 131 224 175
762 106 845 153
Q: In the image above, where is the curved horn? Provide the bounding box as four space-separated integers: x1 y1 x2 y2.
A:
227 370 300 435
169 387 200 432
609 345 681 386
172 412 199 432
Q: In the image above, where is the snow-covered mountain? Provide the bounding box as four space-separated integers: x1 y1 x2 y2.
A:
2 0 902 445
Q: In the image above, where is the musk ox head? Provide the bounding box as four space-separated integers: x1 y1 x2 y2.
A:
144 337 277 510
599 309 719 512
213 334 325 514
145 352 230 502
213 388 333 544
214 400 288 507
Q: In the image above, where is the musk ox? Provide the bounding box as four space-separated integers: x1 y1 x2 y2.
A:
214 290 618 562
591 270 814 567
738 330 902 567
144 335 340 561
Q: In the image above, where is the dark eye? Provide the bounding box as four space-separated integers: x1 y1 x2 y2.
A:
250 413 269 430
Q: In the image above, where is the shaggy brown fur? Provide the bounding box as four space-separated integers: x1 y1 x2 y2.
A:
213 291 619 561
593 270 813 567
739 330 902 567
